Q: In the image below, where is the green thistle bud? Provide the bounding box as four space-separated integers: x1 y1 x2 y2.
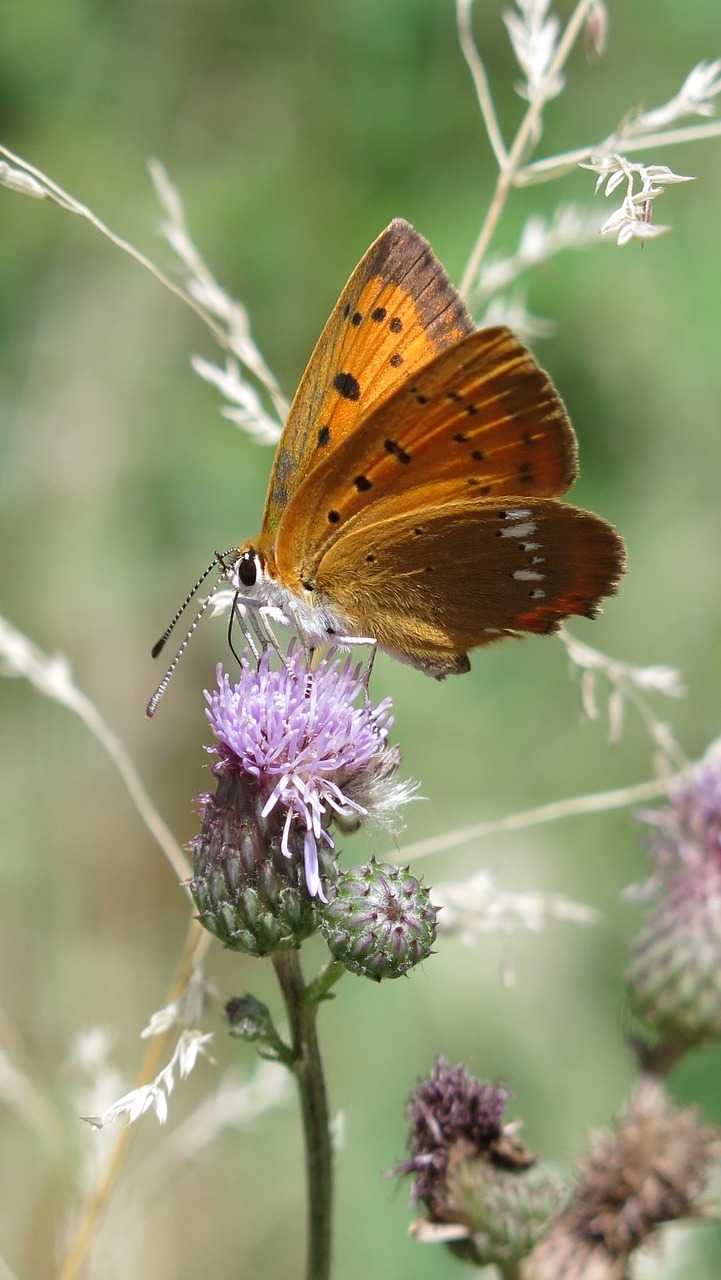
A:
320 859 437 980
445 1155 565 1269
225 994 276 1041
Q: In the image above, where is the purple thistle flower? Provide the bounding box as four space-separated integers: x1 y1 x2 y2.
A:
397 1059 514 1208
203 645 410 903
627 737 721 1051
395 1059 561 1269
638 737 721 879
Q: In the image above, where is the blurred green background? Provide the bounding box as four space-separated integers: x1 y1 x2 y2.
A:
2 1 721 1277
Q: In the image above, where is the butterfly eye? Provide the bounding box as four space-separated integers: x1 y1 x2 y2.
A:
237 551 258 588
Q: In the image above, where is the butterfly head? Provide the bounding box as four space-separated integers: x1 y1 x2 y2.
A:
232 544 267 593
226 542 295 613
228 540 358 652
226 541 303 623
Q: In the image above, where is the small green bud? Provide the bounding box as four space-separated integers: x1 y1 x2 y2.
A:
225 994 275 1041
320 858 437 980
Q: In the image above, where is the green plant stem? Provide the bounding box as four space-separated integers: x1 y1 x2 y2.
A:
304 958 346 1005
273 950 333 1280
498 1261 523 1280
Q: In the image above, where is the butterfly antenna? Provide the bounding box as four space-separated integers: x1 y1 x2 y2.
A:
150 549 236 659
146 577 225 718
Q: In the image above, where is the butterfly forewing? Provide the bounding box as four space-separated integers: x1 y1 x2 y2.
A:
274 327 578 587
259 219 473 546
312 499 625 675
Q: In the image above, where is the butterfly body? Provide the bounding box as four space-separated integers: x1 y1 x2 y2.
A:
227 219 625 677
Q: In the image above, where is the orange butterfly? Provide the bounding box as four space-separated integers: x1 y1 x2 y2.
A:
150 219 624 710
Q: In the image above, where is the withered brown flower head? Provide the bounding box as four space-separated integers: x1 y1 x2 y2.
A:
527 1076 721 1280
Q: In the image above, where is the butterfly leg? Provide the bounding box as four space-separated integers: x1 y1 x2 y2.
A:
230 596 264 664
360 641 378 700
256 604 294 671
227 592 294 671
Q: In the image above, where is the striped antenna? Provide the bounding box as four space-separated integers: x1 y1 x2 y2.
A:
146 576 227 718
150 556 229 659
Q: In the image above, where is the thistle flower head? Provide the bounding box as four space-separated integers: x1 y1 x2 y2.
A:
204 646 409 900
627 738 721 1048
399 1059 512 1187
399 1059 513 1209
397 1059 562 1269
640 737 721 876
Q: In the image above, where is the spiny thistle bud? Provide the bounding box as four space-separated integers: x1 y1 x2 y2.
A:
189 648 412 956
627 738 721 1050
527 1077 721 1279
320 859 437 980
396 1059 563 1269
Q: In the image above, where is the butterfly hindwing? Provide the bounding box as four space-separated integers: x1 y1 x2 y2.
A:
260 219 473 546
312 499 626 675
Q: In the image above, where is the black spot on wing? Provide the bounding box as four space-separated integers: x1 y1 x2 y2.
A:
333 372 361 402
384 438 411 464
